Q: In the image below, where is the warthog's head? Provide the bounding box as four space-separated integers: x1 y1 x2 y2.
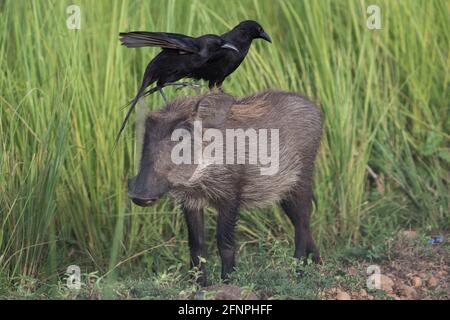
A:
128 93 235 207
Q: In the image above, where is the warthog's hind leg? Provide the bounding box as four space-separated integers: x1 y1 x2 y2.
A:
280 183 321 269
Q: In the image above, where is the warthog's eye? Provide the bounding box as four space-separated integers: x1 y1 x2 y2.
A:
174 120 193 132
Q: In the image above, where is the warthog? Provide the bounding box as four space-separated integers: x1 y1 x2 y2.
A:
128 91 322 285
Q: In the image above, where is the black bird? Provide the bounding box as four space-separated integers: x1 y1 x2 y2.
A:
191 20 272 90
116 32 238 141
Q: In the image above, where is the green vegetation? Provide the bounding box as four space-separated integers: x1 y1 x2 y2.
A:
1 236 448 300
0 0 448 296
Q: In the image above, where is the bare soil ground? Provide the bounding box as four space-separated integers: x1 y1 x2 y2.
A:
321 231 449 300
200 231 449 300
2 231 447 300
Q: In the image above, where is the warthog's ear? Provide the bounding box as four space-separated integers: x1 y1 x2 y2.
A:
193 93 235 127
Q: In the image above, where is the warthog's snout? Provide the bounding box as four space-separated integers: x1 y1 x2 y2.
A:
129 196 157 207
127 176 164 207
128 175 168 207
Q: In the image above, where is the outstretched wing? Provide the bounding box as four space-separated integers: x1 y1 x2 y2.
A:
119 31 199 53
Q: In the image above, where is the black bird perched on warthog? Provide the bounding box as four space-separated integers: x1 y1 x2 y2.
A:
116 33 239 142
117 20 271 141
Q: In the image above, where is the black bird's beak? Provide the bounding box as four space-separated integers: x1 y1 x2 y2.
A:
221 43 239 52
259 31 272 43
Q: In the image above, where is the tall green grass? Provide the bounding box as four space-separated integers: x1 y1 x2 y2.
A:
0 0 448 285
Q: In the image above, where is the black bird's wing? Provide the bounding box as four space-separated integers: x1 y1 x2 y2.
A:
119 31 199 53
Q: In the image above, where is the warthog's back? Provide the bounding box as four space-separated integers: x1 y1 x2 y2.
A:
224 91 321 208
165 91 322 210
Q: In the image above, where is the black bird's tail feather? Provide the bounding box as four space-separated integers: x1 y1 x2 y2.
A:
115 90 142 145
115 84 161 146
119 32 198 53
115 82 149 145
119 32 167 48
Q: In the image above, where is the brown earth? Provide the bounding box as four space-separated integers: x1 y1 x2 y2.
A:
324 231 449 300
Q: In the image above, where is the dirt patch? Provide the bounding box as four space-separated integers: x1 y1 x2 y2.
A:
324 232 449 300
194 284 258 300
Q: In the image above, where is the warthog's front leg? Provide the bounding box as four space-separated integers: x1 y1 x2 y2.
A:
216 203 239 282
183 204 207 286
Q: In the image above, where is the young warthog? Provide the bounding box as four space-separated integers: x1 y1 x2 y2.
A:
128 91 322 285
